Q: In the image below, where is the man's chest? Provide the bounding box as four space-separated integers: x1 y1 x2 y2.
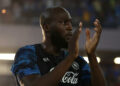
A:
37 56 83 86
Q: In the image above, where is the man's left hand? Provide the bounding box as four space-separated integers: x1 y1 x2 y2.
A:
85 19 102 55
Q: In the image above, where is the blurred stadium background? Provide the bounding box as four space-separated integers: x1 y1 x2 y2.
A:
0 0 120 86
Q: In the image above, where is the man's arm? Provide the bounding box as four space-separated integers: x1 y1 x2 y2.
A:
88 54 106 86
85 19 107 86
22 55 76 86
21 23 83 86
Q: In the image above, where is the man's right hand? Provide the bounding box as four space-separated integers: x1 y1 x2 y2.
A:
68 22 82 58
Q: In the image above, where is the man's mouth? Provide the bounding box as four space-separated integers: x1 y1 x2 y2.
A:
66 33 72 41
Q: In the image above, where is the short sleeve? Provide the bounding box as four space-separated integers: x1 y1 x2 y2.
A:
79 56 92 86
11 45 41 80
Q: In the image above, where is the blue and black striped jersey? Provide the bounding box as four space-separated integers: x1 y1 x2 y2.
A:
11 44 91 86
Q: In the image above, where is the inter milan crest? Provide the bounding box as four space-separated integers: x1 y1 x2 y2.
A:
72 61 79 70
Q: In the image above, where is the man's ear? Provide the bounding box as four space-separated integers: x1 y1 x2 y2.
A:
43 24 50 32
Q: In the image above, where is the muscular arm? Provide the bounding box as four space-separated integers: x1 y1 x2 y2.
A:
22 55 75 86
88 54 106 86
85 19 106 86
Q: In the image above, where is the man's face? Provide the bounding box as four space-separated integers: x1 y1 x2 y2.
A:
48 11 72 49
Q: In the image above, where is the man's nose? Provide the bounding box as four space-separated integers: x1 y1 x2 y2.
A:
65 22 72 31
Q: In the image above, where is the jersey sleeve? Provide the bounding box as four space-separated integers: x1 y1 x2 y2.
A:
79 56 92 86
11 45 41 80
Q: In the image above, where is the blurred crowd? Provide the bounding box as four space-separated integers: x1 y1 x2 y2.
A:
62 0 120 28
0 0 120 28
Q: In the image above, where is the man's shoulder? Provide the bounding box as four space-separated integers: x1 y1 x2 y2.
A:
19 44 36 50
15 43 43 60
11 44 41 79
14 44 41 61
18 44 41 52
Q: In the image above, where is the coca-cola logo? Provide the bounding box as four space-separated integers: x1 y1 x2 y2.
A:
49 68 79 84
61 72 79 84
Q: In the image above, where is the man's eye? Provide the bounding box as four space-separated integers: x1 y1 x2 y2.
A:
64 21 72 25
59 21 64 24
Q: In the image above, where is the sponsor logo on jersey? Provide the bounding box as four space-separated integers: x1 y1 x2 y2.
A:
43 57 50 62
62 72 78 84
49 67 79 84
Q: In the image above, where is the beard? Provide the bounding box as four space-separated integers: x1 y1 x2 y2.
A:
50 30 68 50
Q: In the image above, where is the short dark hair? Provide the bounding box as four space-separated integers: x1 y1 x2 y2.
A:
40 7 68 28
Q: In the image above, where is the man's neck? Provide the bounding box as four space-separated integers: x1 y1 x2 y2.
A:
42 41 61 56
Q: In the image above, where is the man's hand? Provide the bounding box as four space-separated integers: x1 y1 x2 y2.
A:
85 19 107 86
85 19 102 55
68 22 82 58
